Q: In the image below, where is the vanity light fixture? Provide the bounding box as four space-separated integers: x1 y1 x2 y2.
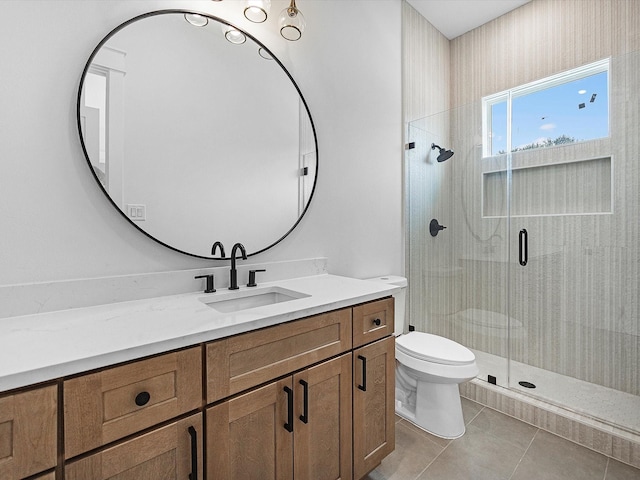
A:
279 0 305 41
184 13 208 27
244 0 271 23
210 0 307 41
221 24 247 44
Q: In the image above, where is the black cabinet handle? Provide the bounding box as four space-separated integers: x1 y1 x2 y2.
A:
135 391 150 407
357 355 367 392
284 386 294 432
372 318 381 326
188 425 198 480
519 229 528 266
299 379 309 424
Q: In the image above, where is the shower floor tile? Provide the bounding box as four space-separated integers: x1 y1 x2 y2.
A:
367 399 640 480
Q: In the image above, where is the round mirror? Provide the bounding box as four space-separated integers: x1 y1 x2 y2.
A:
78 10 317 259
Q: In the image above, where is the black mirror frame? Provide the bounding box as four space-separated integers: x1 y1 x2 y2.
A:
77 9 318 260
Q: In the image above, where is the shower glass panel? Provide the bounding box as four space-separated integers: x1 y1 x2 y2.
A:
406 102 510 388
508 49 640 434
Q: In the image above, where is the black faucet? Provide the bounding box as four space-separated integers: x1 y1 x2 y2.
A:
211 241 225 258
229 243 247 290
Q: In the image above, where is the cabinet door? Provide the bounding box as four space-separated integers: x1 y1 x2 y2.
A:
352 336 395 480
293 354 352 480
207 378 294 480
0 385 57 480
65 413 202 480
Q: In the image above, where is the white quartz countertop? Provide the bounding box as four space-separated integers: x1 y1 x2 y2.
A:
0 274 399 392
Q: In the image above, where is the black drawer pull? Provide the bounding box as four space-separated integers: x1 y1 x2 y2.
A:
299 379 309 424
372 318 381 326
188 425 198 480
357 355 367 392
284 386 294 432
135 391 150 406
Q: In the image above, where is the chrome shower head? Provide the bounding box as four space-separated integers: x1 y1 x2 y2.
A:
431 143 454 162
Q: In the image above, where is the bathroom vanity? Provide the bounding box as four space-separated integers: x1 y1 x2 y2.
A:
0 8 400 479
0 275 398 480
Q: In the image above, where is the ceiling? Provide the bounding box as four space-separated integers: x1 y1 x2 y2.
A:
406 0 532 39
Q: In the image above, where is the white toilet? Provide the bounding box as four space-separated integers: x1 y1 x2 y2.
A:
369 276 479 439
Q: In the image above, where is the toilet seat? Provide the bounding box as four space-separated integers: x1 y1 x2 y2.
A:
396 332 475 366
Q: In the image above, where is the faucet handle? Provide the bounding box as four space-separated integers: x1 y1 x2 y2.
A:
195 274 216 293
247 269 266 288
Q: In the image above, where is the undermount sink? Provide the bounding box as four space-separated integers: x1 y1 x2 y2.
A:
199 286 310 313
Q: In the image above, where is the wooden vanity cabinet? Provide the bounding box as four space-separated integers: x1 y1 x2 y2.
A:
0 384 57 480
65 413 203 480
205 298 394 480
206 353 353 480
1 295 394 479
352 336 395 480
205 307 355 480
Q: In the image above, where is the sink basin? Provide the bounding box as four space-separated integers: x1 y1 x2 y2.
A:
199 287 310 313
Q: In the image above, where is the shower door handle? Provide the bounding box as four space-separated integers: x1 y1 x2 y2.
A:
519 229 528 266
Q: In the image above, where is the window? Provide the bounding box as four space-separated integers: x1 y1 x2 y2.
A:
483 59 609 157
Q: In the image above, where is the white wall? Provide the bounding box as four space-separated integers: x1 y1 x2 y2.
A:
0 0 403 286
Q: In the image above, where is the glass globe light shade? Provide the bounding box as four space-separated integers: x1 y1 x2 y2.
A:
244 0 271 23
279 1 305 41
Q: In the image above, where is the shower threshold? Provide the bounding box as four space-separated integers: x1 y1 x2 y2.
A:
471 349 640 435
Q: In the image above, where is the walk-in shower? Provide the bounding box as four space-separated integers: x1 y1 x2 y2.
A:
405 49 640 439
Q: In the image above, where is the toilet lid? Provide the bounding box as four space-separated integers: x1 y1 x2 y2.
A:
396 332 476 366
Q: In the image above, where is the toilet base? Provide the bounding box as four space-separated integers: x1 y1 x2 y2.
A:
395 381 466 439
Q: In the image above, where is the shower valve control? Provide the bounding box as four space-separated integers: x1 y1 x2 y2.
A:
429 219 447 237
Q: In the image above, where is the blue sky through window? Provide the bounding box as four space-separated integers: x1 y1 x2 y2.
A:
490 70 608 155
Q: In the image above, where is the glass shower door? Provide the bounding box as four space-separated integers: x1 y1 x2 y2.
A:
507 50 640 434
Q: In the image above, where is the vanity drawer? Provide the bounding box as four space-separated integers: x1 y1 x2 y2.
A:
206 308 352 403
64 347 202 459
0 385 57 480
65 413 202 480
352 297 394 348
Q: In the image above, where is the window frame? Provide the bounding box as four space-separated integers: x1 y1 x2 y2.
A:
482 58 610 158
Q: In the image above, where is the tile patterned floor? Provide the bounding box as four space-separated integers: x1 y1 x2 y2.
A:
365 399 640 480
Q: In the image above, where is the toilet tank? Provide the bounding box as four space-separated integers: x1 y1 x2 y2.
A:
366 276 407 336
